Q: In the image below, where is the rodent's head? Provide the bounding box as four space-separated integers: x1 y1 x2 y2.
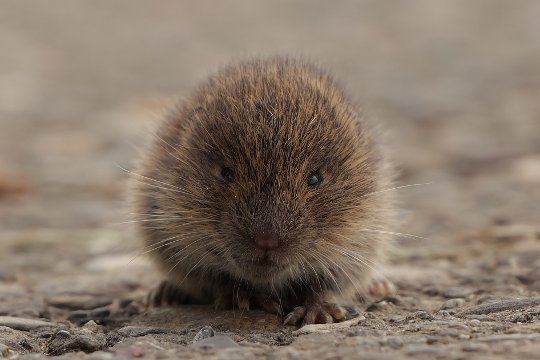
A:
135 58 390 287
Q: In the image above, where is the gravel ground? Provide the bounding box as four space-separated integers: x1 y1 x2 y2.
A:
1 1 539 359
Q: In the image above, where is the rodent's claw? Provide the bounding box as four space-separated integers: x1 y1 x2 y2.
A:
283 306 306 325
283 302 350 326
215 288 283 314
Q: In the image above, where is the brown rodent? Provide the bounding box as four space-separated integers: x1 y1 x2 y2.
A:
131 57 395 325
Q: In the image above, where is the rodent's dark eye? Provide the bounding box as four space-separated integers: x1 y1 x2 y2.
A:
307 171 323 188
220 166 235 183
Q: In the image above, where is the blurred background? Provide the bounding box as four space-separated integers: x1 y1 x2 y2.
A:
0 1 539 357
1 0 539 243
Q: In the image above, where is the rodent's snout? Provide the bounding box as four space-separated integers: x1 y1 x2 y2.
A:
252 229 280 250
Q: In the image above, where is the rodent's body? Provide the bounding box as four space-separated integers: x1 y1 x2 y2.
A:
131 58 394 325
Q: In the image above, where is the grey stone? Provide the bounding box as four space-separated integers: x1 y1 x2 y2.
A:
0 344 9 357
385 336 404 349
442 287 473 299
117 325 168 337
464 315 497 322
0 316 56 331
405 310 434 322
404 344 452 356
46 330 107 356
440 298 465 310
67 307 111 326
293 317 365 335
477 333 540 342
46 295 112 310
192 325 215 343
456 297 540 317
192 335 238 350
269 347 306 360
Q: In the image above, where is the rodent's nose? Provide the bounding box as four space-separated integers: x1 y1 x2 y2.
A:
253 231 280 250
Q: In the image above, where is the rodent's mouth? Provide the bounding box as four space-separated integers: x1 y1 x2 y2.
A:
231 254 288 280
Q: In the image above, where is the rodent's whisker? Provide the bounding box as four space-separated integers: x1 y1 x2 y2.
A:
330 243 391 282
128 232 213 263
119 165 205 199
165 235 220 265
128 176 202 200
129 211 202 216
357 228 428 241
153 133 202 170
136 231 208 253
360 182 432 198
117 165 182 191
113 218 211 225
321 225 428 242
175 250 214 283
309 252 345 296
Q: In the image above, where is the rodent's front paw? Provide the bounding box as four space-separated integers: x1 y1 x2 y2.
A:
214 287 251 311
147 280 195 307
356 277 396 303
283 302 350 326
368 277 396 297
214 288 283 315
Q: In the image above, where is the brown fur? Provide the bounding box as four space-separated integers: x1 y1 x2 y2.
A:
130 57 394 325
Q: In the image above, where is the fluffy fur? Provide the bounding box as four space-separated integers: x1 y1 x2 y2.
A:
131 57 394 325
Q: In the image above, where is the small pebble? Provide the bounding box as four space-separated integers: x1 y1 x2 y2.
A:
82 320 102 332
404 344 449 356
505 312 533 323
438 310 451 317
46 295 112 311
67 307 111 326
440 298 465 310
17 338 34 351
55 330 72 339
192 335 238 350
0 343 10 357
385 336 403 349
405 310 434 322
442 287 473 299
192 326 215 343
117 326 168 338
47 331 106 355
477 333 540 342
347 328 365 337
293 316 365 335
274 332 290 344
464 315 496 322
0 316 56 331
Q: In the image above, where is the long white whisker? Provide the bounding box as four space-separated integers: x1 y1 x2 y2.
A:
361 182 432 198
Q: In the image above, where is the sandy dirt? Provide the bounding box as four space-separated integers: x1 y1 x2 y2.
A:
1 1 539 359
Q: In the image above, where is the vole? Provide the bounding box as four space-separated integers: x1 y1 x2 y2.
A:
131 57 395 325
